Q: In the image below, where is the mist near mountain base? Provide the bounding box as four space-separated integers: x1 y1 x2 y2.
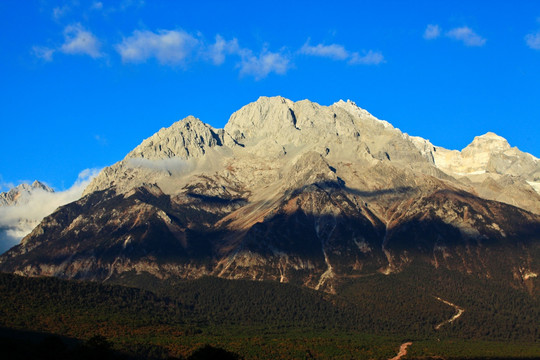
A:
0 168 100 254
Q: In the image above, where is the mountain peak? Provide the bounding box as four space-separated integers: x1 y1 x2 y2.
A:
256 95 294 104
465 132 510 153
2 96 540 295
332 99 393 129
125 115 224 161
31 180 53 192
0 180 54 207
224 96 299 143
84 96 540 211
478 131 504 139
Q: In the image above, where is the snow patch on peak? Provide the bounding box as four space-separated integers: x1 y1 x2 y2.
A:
333 99 371 116
333 99 393 129
527 181 540 195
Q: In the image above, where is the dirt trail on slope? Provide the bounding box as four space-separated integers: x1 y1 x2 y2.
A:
388 342 412 360
434 296 465 330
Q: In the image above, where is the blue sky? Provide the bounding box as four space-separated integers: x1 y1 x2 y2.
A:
1 0 540 191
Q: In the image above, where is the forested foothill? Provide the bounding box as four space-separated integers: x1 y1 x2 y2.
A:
1 268 539 359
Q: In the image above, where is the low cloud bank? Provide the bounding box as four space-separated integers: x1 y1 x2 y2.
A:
0 168 100 254
126 157 191 175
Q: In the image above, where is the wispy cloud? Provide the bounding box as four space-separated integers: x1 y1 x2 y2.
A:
525 31 540 50
206 35 240 65
32 46 55 61
91 1 104 10
116 29 199 65
424 25 486 47
126 157 191 174
94 135 108 146
32 24 103 61
349 50 385 65
119 0 145 11
0 169 100 254
52 5 70 20
238 48 291 80
88 0 144 15
114 29 290 79
208 35 291 79
423 24 441 40
60 24 103 58
37 22 383 78
0 176 14 193
299 42 349 60
445 26 486 47
299 40 384 65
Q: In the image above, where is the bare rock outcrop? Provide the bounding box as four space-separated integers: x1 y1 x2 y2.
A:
1 96 539 293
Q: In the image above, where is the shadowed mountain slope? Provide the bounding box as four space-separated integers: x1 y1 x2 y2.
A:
1 97 539 294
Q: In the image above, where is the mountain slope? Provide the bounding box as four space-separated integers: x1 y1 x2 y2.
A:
1 96 539 294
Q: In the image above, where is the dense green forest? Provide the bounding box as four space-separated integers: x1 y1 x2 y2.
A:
0 270 539 359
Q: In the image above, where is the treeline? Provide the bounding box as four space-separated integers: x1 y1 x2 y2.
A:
397 264 540 342
0 273 187 333
1 269 539 359
1 270 539 340
340 262 540 342
110 273 457 337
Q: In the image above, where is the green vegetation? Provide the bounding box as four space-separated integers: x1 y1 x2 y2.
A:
338 263 540 341
0 270 539 359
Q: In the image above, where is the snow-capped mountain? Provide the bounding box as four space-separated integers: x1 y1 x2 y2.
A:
1 97 538 294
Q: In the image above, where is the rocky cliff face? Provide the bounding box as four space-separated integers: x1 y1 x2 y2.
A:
427 132 540 214
1 97 539 293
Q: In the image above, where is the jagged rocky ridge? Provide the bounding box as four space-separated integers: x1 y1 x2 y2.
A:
1 97 539 293
0 181 54 206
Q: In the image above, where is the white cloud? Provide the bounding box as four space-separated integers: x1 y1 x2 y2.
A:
445 26 486 47
32 46 55 61
299 42 349 60
0 169 101 254
53 5 70 20
91 2 104 10
349 50 385 65
299 40 384 66
424 24 441 40
94 135 108 145
119 0 145 11
207 35 240 65
116 29 199 65
206 35 290 78
0 176 14 193
89 0 144 14
112 29 384 77
525 31 540 50
114 29 291 79
238 48 291 80
60 24 103 58
126 157 191 175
